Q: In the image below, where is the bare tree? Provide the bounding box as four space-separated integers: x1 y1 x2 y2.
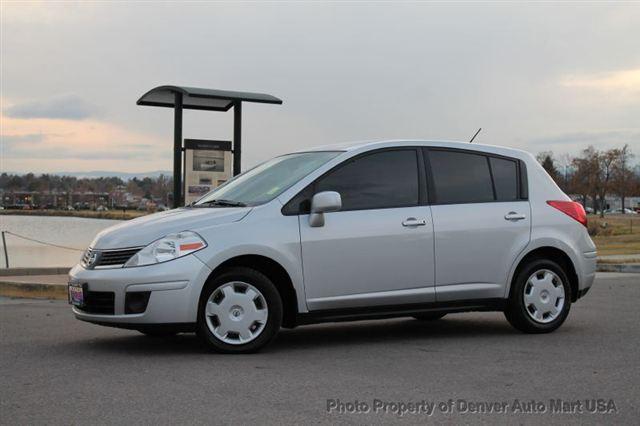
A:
575 146 602 213
611 144 634 213
596 149 618 217
571 149 597 209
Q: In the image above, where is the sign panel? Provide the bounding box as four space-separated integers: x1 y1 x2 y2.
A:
184 139 232 205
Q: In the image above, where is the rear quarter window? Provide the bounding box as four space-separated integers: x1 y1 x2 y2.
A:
490 157 519 201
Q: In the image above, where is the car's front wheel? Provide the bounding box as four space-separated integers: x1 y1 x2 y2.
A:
196 267 282 354
504 258 572 333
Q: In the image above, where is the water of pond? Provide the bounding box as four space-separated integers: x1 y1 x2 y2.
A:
0 215 122 268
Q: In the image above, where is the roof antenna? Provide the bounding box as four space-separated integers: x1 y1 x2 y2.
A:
469 127 482 143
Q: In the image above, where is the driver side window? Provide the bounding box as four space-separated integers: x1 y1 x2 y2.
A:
283 149 420 214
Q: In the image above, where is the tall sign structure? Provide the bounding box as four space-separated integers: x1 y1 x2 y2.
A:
137 86 283 208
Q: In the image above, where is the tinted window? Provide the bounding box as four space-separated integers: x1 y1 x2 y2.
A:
314 150 419 211
429 150 494 204
490 157 518 201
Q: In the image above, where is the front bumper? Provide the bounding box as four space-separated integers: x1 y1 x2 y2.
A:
69 254 212 326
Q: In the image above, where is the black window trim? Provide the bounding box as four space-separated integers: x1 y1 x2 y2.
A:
486 156 498 201
518 159 528 199
282 147 427 215
423 147 529 206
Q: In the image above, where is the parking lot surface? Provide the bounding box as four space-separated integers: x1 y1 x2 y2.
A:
1 273 638 425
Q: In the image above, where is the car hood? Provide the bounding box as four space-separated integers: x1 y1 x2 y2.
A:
89 207 251 250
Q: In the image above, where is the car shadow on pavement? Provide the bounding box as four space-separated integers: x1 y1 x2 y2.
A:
72 332 209 355
272 314 518 351
72 313 520 355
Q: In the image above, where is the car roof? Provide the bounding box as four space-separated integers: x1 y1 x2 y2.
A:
299 139 531 160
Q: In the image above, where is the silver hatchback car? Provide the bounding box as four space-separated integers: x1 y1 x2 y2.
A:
69 140 596 353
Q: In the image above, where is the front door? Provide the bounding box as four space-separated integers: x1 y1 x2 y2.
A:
298 149 435 310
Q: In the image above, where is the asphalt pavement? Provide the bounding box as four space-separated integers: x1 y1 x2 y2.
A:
1 272 639 425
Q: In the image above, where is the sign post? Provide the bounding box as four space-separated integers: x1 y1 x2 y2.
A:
173 92 183 207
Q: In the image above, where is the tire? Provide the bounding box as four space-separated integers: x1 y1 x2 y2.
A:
196 267 283 354
504 258 572 333
413 312 447 321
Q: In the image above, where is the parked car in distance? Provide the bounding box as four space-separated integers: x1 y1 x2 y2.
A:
611 208 637 215
69 140 597 353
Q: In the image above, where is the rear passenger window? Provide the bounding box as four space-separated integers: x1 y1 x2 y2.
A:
314 149 420 211
429 150 494 204
490 157 518 201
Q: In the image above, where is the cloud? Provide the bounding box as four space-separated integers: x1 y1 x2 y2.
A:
0 110 170 172
1 133 46 145
531 130 640 145
558 68 640 106
3 144 158 161
3 95 100 120
561 68 640 91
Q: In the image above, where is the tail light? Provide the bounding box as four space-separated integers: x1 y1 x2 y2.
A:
547 200 587 227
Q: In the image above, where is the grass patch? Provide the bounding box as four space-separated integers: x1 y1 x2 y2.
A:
589 214 640 256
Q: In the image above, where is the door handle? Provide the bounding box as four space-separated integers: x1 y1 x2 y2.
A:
504 212 526 221
402 218 427 227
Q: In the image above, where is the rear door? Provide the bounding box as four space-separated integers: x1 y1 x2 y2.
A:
425 148 531 301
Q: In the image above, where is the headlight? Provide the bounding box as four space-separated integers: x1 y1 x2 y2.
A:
124 231 207 267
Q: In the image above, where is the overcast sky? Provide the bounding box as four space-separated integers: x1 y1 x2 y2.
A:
1 2 639 173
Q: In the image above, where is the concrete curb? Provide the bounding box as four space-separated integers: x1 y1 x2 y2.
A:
0 281 67 300
0 267 71 277
596 264 640 274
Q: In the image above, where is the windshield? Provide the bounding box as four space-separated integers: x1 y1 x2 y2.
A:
193 151 341 207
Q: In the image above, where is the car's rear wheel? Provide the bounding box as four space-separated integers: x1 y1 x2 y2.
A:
196 267 282 354
504 258 572 333
413 312 447 321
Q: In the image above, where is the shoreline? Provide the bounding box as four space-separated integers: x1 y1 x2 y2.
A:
0 209 148 220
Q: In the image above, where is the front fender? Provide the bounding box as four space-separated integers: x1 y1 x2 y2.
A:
192 209 307 314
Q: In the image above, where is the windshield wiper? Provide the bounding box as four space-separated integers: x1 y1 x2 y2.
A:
196 199 247 208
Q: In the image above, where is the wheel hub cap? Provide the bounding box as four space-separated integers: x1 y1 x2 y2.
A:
523 269 565 324
230 306 244 321
205 282 268 345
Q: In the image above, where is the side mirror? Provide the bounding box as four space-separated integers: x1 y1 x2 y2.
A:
309 191 342 227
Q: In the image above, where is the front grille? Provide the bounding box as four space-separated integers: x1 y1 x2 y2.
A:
78 290 115 315
98 248 141 266
82 247 141 269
